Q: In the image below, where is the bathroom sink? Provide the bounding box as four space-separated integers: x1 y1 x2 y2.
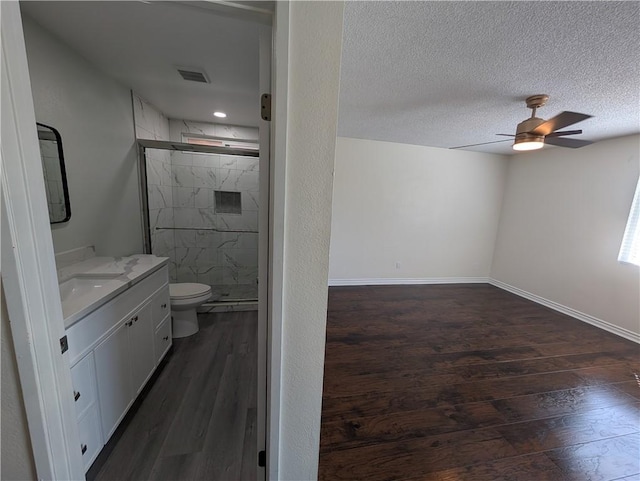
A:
59 274 122 303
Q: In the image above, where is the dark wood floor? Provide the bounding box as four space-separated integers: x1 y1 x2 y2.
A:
91 311 257 481
319 284 640 481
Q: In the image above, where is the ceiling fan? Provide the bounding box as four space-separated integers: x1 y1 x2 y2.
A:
451 94 594 151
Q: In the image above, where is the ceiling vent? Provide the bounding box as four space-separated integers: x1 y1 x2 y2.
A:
176 68 209 84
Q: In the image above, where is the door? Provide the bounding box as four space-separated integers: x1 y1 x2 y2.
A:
257 23 271 478
94 321 132 440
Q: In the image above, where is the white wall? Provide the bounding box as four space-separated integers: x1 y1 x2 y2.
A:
491 135 640 339
329 137 508 283
279 2 344 479
23 15 142 257
1 285 37 481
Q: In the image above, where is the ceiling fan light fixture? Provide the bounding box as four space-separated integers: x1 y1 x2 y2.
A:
512 136 545 151
449 94 593 151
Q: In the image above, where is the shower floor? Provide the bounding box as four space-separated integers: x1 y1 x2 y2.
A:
210 283 258 303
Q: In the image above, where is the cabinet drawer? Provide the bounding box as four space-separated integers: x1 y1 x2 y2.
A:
154 315 172 365
152 285 170 329
77 404 103 472
70 352 97 419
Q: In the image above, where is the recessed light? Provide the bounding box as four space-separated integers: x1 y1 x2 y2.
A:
213 111 227 118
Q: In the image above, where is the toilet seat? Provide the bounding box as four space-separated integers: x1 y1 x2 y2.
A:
170 283 211 300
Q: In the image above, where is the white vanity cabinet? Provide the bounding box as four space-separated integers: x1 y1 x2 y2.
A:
66 264 171 472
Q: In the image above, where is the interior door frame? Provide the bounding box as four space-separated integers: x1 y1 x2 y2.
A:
267 3 288 478
1 1 85 478
257 21 271 481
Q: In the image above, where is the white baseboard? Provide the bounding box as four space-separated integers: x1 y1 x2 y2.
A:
328 277 489 287
489 278 640 344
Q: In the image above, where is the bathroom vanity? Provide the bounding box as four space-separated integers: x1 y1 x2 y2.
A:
58 251 171 471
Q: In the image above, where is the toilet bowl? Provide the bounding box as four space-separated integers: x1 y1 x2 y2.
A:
169 283 212 338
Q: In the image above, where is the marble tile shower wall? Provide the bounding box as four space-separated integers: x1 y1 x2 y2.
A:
135 98 259 286
172 151 259 286
132 94 178 279
149 150 259 286
133 94 170 141
145 148 176 279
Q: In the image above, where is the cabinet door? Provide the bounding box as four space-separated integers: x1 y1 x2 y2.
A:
94 322 132 440
129 301 155 395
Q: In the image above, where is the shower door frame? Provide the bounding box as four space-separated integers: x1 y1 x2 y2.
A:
137 138 260 261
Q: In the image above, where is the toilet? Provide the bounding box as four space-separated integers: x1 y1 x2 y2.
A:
169 283 212 338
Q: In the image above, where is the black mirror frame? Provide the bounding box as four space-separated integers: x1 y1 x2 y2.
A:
37 122 71 224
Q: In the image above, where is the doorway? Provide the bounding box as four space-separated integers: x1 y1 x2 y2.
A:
8 2 269 476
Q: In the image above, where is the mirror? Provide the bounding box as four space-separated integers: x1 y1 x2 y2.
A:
37 123 71 223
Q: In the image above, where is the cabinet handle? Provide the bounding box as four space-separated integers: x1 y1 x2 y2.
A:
74 390 81 402
126 320 133 327
161 303 167 309
81 444 87 455
132 315 138 323
163 336 169 341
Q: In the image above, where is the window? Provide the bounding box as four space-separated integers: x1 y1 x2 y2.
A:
618 177 640 266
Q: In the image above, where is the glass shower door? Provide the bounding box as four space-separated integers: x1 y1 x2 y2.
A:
144 146 259 305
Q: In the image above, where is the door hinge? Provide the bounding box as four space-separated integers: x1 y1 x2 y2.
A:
60 335 68 354
258 450 266 467
261 94 271 121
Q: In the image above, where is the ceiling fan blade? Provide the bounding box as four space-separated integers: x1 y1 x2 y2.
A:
545 137 594 149
530 111 592 136
450 139 512 149
546 129 582 138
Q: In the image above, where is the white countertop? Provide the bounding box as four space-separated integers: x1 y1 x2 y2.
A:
60 254 168 328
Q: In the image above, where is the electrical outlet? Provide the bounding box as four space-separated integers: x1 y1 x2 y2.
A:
395 261 401 269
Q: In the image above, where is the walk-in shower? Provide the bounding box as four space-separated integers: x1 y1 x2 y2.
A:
139 139 259 306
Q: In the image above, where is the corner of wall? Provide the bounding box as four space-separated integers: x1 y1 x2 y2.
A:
488 153 514 279
489 135 640 337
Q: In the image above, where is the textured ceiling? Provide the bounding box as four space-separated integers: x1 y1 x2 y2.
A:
20 1 266 127
338 1 640 155
20 1 640 150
